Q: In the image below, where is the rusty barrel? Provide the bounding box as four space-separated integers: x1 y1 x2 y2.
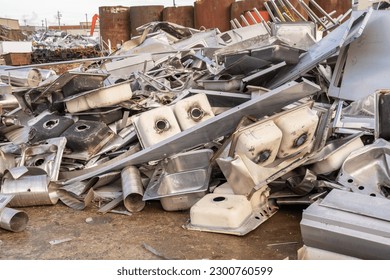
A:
99 6 130 48
130 5 164 38
163 6 195 28
194 0 234 32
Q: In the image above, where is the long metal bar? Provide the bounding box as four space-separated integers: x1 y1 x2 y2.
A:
246 11 258 25
230 20 238 29
240 15 250 26
264 2 278 22
253 8 272 34
59 80 320 184
269 0 286 22
299 0 328 29
309 0 337 25
3 52 179 71
277 0 295 20
283 0 307 21
233 18 243 28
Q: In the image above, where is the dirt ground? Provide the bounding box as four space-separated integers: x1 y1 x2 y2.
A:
0 201 304 260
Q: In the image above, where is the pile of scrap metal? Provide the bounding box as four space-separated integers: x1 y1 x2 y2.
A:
31 31 101 63
0 3 389 260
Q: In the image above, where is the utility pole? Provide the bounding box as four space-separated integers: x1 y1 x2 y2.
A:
57 11 62 29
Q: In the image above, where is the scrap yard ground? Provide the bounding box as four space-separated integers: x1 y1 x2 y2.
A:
0 203 303 260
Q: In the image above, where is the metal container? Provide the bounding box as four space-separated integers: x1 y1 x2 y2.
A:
121 166 145 213
194 0 234 32
0 207 29 232
190 194 253 229
309 0 352 19
162 6 194 28
99 6 131 47
130 5 164 38
132 106 182 148
143 149 213 211
173 93 215 130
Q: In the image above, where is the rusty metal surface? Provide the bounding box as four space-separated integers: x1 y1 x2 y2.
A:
287 0 310 20
162 6 194 28
309 0 352 18
99 6 131 47
130 6 164 38
194 0 234 32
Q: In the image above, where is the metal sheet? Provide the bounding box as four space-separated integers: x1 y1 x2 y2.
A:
300 198 390 259
267 10 372 89
59 80 320 184
320 189 390 222
329 11 390 101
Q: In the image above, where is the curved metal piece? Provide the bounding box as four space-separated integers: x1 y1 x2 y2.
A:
121 166 145 213
0 207 29 232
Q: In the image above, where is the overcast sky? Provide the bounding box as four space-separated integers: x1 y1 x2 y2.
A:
0 0 195 27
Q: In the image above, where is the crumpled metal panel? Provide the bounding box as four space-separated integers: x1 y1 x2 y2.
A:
267 9 372 89
337 138 390 198
329 11 390 101
301 189 390 259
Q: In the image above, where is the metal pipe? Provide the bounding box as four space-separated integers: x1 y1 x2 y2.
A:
230 20 238 29
245 11 258 25
299 0 328 29
121 166 145 212
269 0 286 22
309 0 337 25
283 12 294 22
283 0 307 21
338 9 353 23
0 207 29 232
240 15 250 26
0 66 42 87
253 8 271 34
277 0 295 20
233 18 243 28
264 2 278 22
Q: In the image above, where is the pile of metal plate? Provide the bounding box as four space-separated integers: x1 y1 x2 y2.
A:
0 1 389 260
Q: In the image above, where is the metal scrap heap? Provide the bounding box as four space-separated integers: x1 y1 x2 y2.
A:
0 1 390 260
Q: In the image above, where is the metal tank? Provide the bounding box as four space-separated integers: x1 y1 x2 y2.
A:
99 6 130 48
162 6 194 28
194 0 234 32
129 5 164 38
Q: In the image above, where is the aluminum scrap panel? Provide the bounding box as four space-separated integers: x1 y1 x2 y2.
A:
329 11 390 101
267 9 372 89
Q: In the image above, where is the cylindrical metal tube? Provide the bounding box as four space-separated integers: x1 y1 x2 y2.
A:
121 166 145 212
0 207 29 232
0 66 42 87
1 176 58 207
